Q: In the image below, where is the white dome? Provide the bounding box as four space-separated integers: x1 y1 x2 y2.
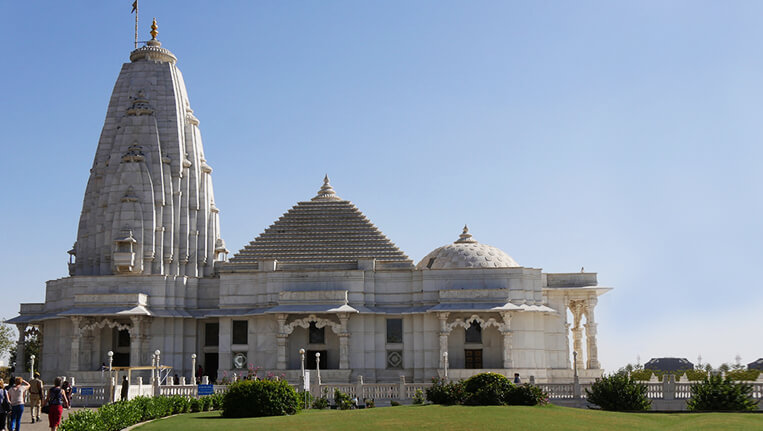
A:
416 226 519 270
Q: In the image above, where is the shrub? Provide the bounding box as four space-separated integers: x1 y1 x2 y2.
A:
312 395 330 409
685 369 709 381
505 384 549 406
60 409 104 431
585 373 651 411
390 400 401 406
334 389 353 410
210 393 225 410
629 369 652 381
412 389 425 405
222 379 301 418
687 375 759 411
464 373 514 406
189 397 202 412
727 369 761 381
426 378 466 405
98 400 143 431
199 395 212 411
364 398 375 408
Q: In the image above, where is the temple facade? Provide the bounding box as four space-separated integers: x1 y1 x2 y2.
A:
8 25 610 384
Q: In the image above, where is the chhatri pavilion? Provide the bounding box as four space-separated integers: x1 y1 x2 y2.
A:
8 23 611 385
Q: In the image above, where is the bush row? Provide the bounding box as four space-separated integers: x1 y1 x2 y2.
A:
629 369 760 382
60 394 224 431
426 373 548 406
587 372 759 412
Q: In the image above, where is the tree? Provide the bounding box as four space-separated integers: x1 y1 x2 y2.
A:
8 326 40 373
0 321 15 361
585 373 651 411
687 375 759 411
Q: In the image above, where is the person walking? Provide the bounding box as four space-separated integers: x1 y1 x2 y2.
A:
0 379 11 431
29 373 43 424
45 377 69 431
59 382 72 407
7 377 30 431
120 376 129 401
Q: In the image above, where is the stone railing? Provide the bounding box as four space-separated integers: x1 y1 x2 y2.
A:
317 376 427 402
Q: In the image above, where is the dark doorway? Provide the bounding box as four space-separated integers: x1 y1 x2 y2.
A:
305 350 327 369
465 349 483 369
204 353 219 381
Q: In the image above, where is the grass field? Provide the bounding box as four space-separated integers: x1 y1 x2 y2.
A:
134 404 763 431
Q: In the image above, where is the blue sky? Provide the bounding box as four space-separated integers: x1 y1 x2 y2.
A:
1 1 762 370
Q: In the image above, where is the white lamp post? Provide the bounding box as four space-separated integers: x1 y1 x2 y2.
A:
191 353 197 384
443 351 449 381
29 355 36 380
315 352 321 386
154 350 161 384
299 348 306 386
107 351 114 403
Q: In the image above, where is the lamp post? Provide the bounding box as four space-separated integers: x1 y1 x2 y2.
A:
154 350 161 384
29 354 36 380
107 351 114 403
315 352 321 386
191 353 197 384
299 348 307 408
299 348 306 387
443 351 449 381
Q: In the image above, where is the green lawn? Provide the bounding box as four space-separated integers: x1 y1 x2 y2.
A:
134 404 763 431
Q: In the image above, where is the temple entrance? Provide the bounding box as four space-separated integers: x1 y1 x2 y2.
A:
465 349 483 369
204 353 218 380
305 350 327 369
112 328 130 367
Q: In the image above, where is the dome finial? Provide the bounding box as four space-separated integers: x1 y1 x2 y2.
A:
150 17 158 40
455 225 476 243
312 174 341 201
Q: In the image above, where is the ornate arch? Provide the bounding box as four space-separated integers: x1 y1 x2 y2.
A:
79 318 131 334
284 314 342 335
446 314 508 332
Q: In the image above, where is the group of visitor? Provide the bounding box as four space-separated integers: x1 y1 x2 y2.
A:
0 372 70 431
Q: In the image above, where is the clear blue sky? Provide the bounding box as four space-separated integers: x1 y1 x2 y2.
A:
1 1 761 371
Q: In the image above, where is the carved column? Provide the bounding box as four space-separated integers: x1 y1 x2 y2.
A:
500 312 513 369
568 300 585 371
584 297 600 369
437 313 450 368
15 324 26 374
276 314 288 370
130 316 143 367
338 313 350 370
69 317 82 371
81 321 95 371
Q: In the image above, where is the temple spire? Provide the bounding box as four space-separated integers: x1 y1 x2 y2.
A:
455 225 477 243
312 175 341 201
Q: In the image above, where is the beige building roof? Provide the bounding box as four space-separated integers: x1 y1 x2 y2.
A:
231 176 411 265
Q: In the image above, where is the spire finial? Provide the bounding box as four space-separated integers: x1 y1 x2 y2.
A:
150 18 158 40
455 224 477 243
312 175 341 201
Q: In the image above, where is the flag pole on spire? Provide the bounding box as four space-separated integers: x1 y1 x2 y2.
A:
131 0 139 49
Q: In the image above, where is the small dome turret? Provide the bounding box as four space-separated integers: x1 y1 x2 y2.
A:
416 226 519 270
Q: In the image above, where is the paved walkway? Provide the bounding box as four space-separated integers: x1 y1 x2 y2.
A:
8 408 87 431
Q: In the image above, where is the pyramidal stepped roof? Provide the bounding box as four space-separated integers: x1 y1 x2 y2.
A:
231 177 411 265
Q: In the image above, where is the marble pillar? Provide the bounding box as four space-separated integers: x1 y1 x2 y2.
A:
437 313 449 368
15 324 26 374
338 313 350 370
500 312 513 369
69 317 82 371
276 314 288 370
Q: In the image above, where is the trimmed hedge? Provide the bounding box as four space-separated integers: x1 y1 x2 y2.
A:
586 373 651 411
222 379 301 418
60 394 224 431
727 369 761 381
687 375 759 411
427 373 548 407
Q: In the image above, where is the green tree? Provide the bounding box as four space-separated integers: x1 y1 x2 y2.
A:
0 321 15 360
585 373 651 411
687 375 759 411
8 326 40 373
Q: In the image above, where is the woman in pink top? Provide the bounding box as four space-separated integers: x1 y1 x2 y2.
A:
7 377 30 431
